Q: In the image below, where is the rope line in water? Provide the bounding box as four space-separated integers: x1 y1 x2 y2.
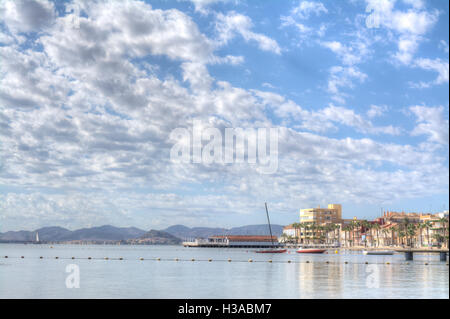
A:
1 255 448 266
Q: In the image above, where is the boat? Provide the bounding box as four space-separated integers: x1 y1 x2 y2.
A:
256 249 287 254
255 203 287 254
363 250 395 255
296 248 326 254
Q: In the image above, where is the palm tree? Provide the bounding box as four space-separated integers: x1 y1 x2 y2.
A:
372 223 381 247
381 228 390 247
291 222 301 244
360 221 370 247
343 225 352 247
433 233 444 247
352 220 361 247
418 222 428 247
398 230 406 247
365 222 374 247
406 223 417 248
400 218 411 247
311 224 318 244
316 223 322 244
324 225 332 244
302 223 310 245
438 217 449 248
423 221 432 248
332 223 340 246
306 223 314 245
391 225 399 247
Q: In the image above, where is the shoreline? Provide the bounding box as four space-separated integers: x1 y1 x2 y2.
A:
1 241 448 252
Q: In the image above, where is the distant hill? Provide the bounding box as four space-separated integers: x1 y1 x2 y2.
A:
36 226 73 241
58 225 146 241
0 224 285 243
0 225 146 242
163 224 284 239
0 230 35 242
126 229 181 245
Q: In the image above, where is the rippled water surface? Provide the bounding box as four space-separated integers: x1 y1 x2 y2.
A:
0 244 448 298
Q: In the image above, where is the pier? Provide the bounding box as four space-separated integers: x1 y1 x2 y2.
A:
395 249 448 261
182 236 341 249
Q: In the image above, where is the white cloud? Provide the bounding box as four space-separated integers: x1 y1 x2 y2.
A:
367 105 388 118
280 1 328 41
303 105 400 135
261 82 276 89
365 0 438 65
410 58 449 88
291 1 328 19
402 0 425 10
0 0 447 230
321 40 370 66
327 66 367 103
215 11 281 54
49 0 215 64
319 29 372 103
187 0 230 14
253 92 400 136
280 16 312 34
410 105 449 145
0 0 56 33
0 31 15 45
439 40 449 54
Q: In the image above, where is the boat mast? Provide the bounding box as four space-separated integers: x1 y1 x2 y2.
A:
265 202 275 247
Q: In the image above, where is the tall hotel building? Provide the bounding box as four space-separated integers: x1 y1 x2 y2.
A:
300 204 343 224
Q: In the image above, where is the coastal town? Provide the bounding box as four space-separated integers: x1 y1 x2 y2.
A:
184 204 449 250
282 204 449 249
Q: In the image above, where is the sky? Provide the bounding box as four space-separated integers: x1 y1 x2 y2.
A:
0 0 448 232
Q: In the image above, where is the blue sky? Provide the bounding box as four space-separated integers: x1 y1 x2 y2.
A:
0 0 448 231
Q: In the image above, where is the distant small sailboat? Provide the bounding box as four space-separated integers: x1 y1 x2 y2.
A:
255 203 287 254
35 232 40 243
296 248 326 254
363 250 394 255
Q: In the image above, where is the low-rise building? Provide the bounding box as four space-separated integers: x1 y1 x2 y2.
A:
281 225 298 242
183 235 280 248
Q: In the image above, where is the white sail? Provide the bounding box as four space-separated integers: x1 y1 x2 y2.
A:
35 232 40 242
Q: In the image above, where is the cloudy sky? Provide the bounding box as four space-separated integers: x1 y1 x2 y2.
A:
0 0 448 232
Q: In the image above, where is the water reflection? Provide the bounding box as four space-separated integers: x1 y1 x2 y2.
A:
0 244 448 298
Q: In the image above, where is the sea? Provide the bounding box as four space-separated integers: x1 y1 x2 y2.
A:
0 244 448 298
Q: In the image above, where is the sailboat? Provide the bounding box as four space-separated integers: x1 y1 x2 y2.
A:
255 203 287 254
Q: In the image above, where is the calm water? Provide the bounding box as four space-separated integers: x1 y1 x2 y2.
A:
0 244 448 298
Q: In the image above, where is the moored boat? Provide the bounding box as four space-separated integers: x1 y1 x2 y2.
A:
363 250 395 255
256 249 287 254
296 249 326 254
255 203 287 254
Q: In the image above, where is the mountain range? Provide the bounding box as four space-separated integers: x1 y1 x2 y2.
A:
0 224 284 243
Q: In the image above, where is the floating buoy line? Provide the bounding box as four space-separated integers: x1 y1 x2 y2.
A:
1 255 447 266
